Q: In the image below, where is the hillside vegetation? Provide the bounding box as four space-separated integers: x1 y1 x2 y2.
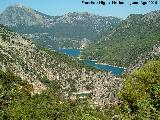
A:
117 58 160 119
1 50 160 120
0 70 111 120
82 11 160 67
0 24 123 107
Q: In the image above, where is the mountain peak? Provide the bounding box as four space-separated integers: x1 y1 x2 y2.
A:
0 4 121 48
14 3 25 8
0 4 44 26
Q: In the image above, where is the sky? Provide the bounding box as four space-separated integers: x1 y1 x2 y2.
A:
0 0 160 18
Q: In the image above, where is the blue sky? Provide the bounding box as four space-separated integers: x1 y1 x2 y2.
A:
0 0 160 18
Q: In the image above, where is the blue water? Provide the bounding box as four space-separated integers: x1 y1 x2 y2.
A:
58 48 124 76
84 60 124 76
58 48 80 57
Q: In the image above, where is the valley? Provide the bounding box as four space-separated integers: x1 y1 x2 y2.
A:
0 3 160 120
0 24 123 108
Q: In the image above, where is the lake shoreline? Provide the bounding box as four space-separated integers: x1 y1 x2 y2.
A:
94 62 127 69
78 58 126 70
57 48 125 76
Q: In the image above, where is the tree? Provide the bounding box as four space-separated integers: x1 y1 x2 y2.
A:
118 60 160 119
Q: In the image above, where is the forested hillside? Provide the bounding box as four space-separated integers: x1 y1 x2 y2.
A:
82 10 160 67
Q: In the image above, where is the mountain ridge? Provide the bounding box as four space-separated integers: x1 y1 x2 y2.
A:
0 4 121 49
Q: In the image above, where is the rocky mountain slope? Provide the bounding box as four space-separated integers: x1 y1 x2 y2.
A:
82 10 160 67
0 69 114 119
0 4 121 49
1 30 160 119
0 24 123 106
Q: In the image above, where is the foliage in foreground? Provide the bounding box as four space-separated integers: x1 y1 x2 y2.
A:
118 59 160 119
1 58 160 119
0 70 110 120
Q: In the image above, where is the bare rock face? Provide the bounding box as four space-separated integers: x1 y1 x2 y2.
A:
32 81 46 94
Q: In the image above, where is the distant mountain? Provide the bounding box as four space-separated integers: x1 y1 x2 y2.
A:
0 4 121 49
0 4 49 26
0 24 123 106
82 10 160 67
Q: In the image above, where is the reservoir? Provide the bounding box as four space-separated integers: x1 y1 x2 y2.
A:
58 48 124 76
58 48 80 57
